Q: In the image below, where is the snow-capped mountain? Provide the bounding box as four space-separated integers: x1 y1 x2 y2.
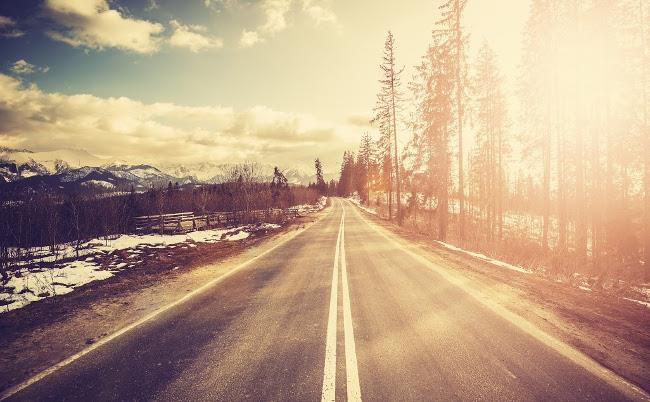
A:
0 147 107 182
159 162 318 186
0 147 321 194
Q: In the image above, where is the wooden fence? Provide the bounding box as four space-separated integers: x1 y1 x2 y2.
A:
133 206 312 235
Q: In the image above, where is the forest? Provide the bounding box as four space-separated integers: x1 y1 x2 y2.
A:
336 0 650 287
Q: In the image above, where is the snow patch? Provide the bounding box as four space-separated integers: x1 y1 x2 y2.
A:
436 241 533 275
623 298 650 308
1 261 112 312
348 193 378 215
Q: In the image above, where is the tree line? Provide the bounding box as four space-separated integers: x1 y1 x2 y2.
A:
337 0 650 283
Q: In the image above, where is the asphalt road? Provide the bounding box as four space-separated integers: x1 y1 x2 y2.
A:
3 199 647 401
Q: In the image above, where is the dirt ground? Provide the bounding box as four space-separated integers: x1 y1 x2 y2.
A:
0 212 325 394
360 209 650 393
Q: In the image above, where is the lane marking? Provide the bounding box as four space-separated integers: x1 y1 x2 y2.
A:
340 209 362 401
321 209 343 402
346 200 650 402
1 209 333 401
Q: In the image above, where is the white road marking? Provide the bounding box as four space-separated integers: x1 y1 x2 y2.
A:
346 200 650 402
0 211 330 402
321 210 343 402
340 211 362 401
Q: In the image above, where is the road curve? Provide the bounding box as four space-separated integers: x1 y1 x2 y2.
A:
3 199 647 401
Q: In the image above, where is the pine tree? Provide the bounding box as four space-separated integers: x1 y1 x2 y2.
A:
356 132 374 203
521 0 556 251
640 0 650 276
471 42 509 241
436 0 468 240
314 158 326 195
409 30 455 240
375 31 404 224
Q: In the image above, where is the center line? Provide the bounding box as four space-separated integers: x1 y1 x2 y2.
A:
340 211 362 401
321 209 343 402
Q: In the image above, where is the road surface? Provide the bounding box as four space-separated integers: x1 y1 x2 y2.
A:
3 199 647 401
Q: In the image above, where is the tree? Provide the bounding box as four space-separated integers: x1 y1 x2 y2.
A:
641 0 650 276
470 42 509 241
314 158 327 195
521 0 556 251
271 166 289 206
373 91 394 219
377 31 404 224
338 151 356 196
408 29 455 240
356 132 374 203
437 0 468 240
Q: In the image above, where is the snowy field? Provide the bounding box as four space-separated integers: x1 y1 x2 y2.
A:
1 197 327 313
0 224 281 313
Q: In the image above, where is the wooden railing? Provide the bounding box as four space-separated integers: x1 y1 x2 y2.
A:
133 206 314 234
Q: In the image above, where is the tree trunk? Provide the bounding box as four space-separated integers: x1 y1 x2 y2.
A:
640 0 650 278
455 0 465 242
391 77 402 225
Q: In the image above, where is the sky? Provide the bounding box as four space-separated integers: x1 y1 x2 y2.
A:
0 0 530 173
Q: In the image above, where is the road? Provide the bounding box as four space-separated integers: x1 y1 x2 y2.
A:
3 199 647 401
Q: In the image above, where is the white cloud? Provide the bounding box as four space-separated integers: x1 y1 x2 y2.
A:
0 74 352 169
9 60 49 75
241 0 338 48
260 0 292 34
169 20 223 52
44 0 164 54
301 0 337 26
240 30 262 48
0 15 25 38
240 0 290 47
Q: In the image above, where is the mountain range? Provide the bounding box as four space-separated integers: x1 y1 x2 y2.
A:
0 147 321 194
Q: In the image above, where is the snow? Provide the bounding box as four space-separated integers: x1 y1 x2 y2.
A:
348 193 378 215
0 224 281 313
291 196 327 215
436 241 533 275
0 148 106 174
623 298 650 308
82 180 115 189
1 260 112 312
225 231 250 241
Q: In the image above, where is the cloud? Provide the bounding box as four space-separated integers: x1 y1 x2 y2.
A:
169 20 223 52
43 0 164 54
203 0 236 11
0 74 353 169
145 0 160 12
346 113 371 127
9 60 49 75
241 0 337 48
301 0 337 26
240 30 262 48
0 15 25 38
259 0 292 35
